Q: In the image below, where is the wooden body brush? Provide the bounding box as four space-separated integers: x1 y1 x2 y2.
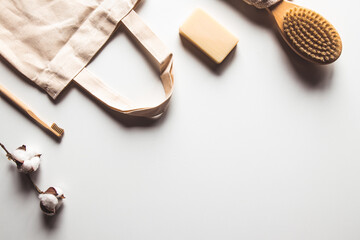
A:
267 0 342 64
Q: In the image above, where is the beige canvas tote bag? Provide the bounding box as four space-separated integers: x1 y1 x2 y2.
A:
0 0 174 117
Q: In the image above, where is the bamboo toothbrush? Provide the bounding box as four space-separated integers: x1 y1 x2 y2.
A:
267 0 342 64
0 84 64 139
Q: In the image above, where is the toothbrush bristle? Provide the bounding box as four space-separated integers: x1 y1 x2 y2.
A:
283 7 342 64
51 123 64 137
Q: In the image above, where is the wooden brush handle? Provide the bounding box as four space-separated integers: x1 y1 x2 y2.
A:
0 84 30 112
0 84 51 132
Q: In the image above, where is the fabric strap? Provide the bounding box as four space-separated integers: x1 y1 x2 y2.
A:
73 10 174 118
243 0 282 9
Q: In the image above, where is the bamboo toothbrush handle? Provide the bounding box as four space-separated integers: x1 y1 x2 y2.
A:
0 84 29 111
0 84 59 136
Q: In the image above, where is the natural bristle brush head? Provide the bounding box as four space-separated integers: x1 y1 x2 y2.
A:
283 7 342 64
268 1 342 64
51 123 64 138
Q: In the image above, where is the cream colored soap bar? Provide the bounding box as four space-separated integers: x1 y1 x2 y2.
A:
179 9 239 64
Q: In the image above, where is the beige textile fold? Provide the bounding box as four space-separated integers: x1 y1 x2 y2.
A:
0 0 174 118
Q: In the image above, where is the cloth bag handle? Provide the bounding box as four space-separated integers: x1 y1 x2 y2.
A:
73 10 174 118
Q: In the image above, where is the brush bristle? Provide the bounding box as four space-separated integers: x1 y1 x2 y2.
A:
51 123 64 137
283 7 342 64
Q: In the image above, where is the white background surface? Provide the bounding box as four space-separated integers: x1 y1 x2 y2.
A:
1 0 360 239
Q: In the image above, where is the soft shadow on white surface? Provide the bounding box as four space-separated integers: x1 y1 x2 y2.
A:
276 34 335 90
41 205 65 231
10 166 35 195
75 84 172 128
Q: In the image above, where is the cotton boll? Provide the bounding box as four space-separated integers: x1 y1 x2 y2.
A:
39 194 58 216
53 187 64 199
53 187 65 208
24 146 40 159
12 147 28 163
18 156 41 173
29 156 41 171
39 187 65 216
11 145 42 173
19 161 33 173
39 194 58 209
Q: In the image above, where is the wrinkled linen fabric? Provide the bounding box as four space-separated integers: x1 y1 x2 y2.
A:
243 0 282 9
0 0 139 99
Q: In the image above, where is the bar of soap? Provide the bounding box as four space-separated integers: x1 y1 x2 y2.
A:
179 9 239 64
